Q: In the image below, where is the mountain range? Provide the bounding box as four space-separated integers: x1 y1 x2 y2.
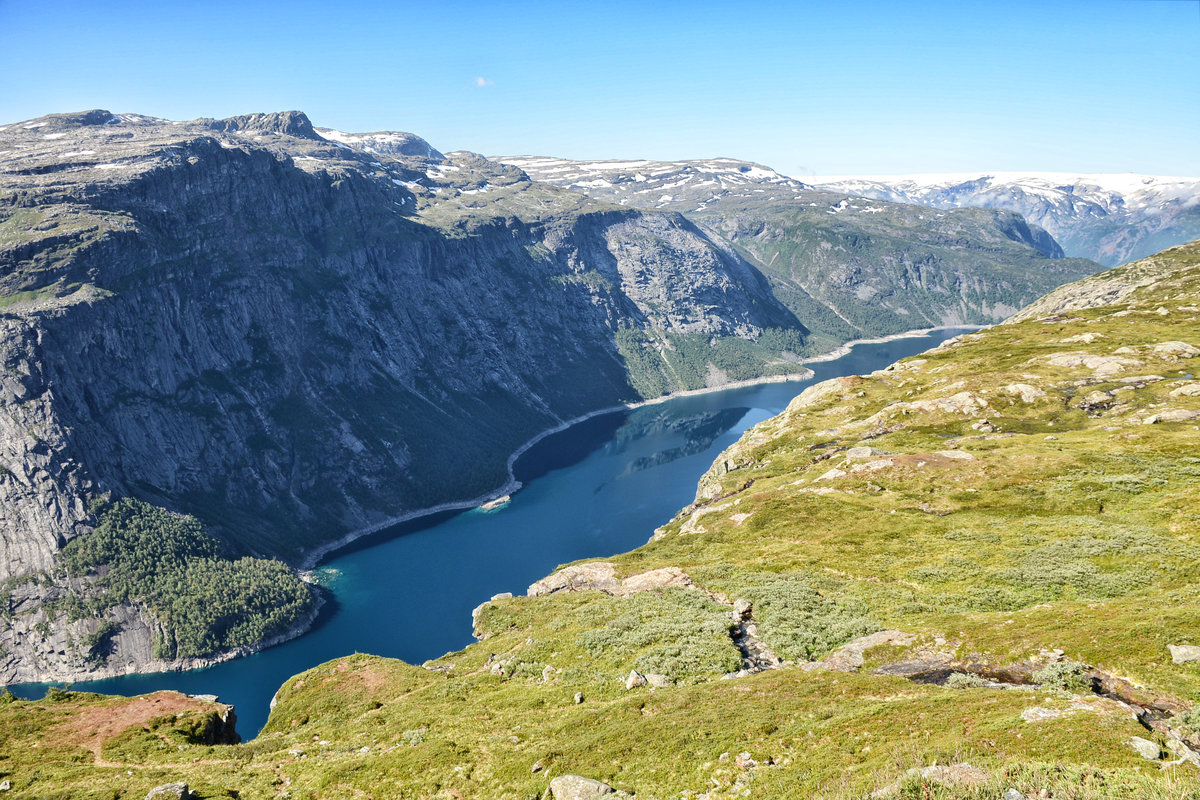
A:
502 155 1094 349
808 172 1200 266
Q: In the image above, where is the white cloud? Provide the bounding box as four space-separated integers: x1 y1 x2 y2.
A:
475 76 494 87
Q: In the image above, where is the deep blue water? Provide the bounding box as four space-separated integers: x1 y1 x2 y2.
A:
10 328 970 736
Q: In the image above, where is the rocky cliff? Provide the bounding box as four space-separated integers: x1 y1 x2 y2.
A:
500 156 1100 350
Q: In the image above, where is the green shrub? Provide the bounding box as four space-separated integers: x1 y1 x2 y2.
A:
945 672 989 689
1033 660 1093 693
578 588 741 681
1179 703 1200 735
731 572 880 662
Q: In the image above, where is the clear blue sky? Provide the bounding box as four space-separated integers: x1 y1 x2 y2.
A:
1 0 1197 175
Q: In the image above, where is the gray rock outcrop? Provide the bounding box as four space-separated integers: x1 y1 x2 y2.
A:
549 775 617 799
145 783 193 800
1168 644 1200 664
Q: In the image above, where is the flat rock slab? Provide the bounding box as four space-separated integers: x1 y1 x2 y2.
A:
1168 644 1200 664
806 630 915 672
549 775 615 800
146 784 193 800
1001 383 1047 402
1129 736 1161 760
528 563 693 597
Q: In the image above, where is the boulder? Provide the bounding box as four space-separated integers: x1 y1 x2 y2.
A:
1079 391 1112 410
1144 409 1200 425
1045 352 1144 376
549 775 614 799
1165 737 1200 766
528 564 695 598
815 467 847 481
910 391 989 415
1001 383 1047 402
616 567 693 596
819 630 915 672
1129 736 1161 760
145 784 192 800
625 670 647 689
1058 333 1104 344
644 673 673 688
846 446 890 460
1169 382 1200 397
528 563 618 596
1152 341 1200 358
1168 644 1200 664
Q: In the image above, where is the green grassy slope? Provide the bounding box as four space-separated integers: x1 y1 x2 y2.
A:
4 242 1200 798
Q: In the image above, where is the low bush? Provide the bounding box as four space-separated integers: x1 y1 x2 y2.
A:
731 572 879 662
1033 660 1093 693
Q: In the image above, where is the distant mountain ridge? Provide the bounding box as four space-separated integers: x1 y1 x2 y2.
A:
498 156 811 212
501 155 1097 350
808 172 1200 266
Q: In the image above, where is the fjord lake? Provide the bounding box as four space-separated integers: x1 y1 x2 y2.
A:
12 328 970 736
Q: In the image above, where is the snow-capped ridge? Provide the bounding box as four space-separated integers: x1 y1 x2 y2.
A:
496 155 810 211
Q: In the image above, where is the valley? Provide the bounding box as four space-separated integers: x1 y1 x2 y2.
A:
1 239 1198 798
0 110 1094 682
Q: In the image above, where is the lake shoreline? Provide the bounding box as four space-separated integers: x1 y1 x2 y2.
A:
297 323 975 572
7 585 330 688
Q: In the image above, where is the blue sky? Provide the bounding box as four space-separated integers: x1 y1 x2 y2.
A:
1 0 1197 175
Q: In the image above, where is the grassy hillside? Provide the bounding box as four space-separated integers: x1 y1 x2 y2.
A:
4 241 1200 798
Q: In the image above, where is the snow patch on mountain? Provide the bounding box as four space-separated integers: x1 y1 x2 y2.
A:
498 155 811 210
806 172 1200 265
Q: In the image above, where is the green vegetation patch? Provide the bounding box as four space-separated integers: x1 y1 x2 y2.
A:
577 588 742 681
615 327 808 398
62 498 314 660
723 571 880 661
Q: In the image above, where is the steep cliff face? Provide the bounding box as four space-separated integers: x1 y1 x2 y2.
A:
0 111 806 680
697 199 1096 347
